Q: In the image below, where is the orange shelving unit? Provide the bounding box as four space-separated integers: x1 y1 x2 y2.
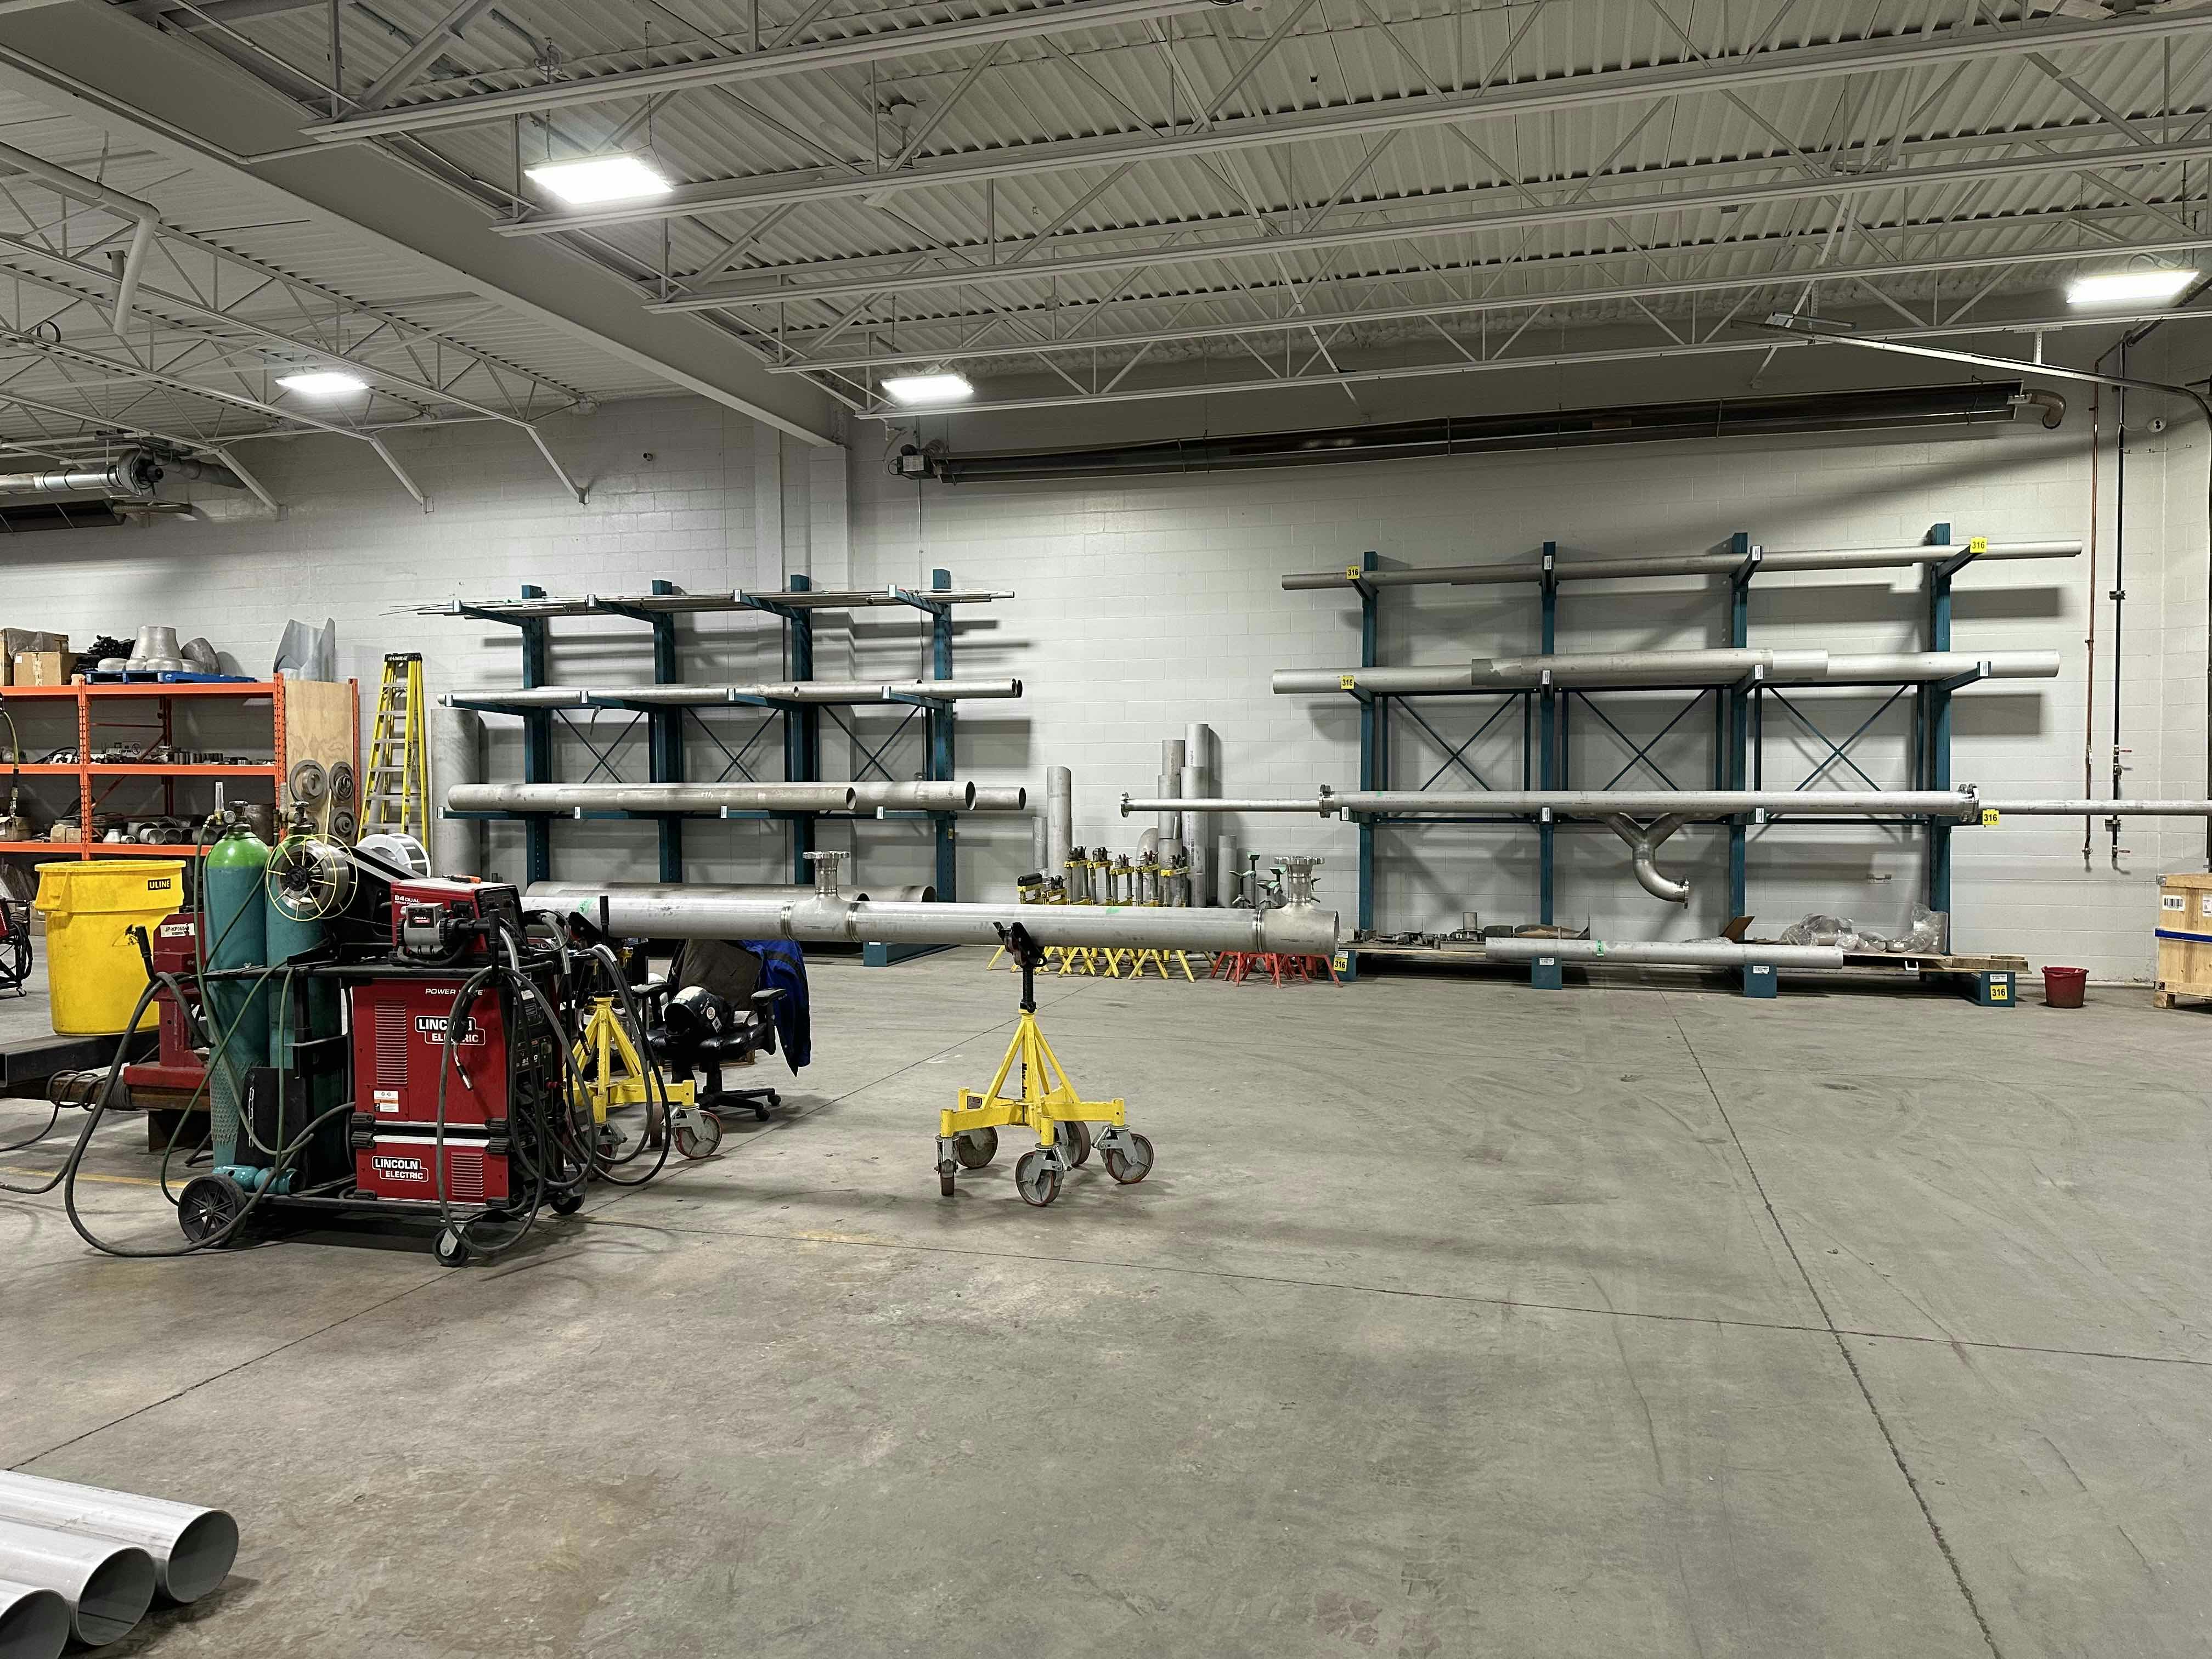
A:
0 679 358 858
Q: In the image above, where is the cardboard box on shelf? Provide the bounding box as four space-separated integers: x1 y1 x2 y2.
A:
11 651 67 686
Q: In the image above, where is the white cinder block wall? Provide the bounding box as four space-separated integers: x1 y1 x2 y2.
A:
8 360 2204 979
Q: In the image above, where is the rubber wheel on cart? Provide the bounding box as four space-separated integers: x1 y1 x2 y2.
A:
1055 1119 1093 1169
1014 1149 1062 1208
549 1188 585 1215
954 1127 998 1169
675 1110 724 1160
433 1227 470 1267
1102 1132 1155 1186
177 1173 247 1246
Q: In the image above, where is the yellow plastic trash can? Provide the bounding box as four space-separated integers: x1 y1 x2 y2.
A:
31 859 189 1034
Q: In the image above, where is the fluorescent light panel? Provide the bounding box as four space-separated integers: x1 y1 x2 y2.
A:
882 371 974 406
2066 268 2196 306
525 153 672 205
277 370 369 397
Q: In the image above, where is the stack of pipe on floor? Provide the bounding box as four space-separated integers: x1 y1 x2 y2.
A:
0 1472 238 1654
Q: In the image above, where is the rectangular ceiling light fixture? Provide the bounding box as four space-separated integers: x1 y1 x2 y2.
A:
2066 268 2197 306
525 153 673 206
882 371 975 407
276 370 369 397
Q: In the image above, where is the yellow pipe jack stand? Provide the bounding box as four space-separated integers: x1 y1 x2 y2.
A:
572 995 723 1160
937 923 1156 1207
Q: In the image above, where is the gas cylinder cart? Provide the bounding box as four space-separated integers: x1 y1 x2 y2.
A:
937 922 1155 1207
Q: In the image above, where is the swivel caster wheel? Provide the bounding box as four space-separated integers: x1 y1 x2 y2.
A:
939 1167 958 1197
674 1110 724 1160
1014 1148 1064 1208
549 1188 585 1215
954 1127 998 1169
754 1091 780 1123
177 1173 247 1246
1054 1119 1092 1169
433 1227 470 1267
1102 1131 1155 1186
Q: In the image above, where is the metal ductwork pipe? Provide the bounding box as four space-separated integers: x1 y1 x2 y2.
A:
0 1520 154 1647
0 456 153 499
149 454 248 491
1606 815 1690 904
0 1474 236 1606
1045 767 1073 885
447 782 859 814
528 885 1341 957
0 1577 67 1659
1483 938 1846 969
850 782 976 811
428 707 484 877
968 786 1028 812
1283 539 2081 592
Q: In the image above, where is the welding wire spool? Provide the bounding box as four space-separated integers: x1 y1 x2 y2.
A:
328 807 358 843
0 1577 66 1659
285 758 327 805
326 760 356 804
264 833 354 922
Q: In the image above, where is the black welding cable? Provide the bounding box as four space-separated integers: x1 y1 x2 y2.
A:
514 928 672 1190
0 1101 59 1154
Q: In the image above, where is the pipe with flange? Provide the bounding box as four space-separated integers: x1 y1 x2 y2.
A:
528 884 1340 957
1483 938 1845 969
1606 814 1690 903
0 1577 68 1659
0 1520 155 1647
448 782 859 814
0 1474 236 1606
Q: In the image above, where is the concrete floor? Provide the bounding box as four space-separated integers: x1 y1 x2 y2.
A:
1 955 2205 1658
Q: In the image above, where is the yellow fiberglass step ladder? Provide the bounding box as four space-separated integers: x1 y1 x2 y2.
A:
363 652 431 843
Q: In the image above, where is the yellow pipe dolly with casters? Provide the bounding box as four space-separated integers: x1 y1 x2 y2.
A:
938 922 1155 1207
571 995 724 1161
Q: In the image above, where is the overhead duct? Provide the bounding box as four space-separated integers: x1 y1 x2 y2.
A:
0 449 249 535
924 383 2039 483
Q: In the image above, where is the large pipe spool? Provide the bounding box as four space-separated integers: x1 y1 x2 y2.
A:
1482 938 1846 969
0 1474 236 1606
529 885 1340 958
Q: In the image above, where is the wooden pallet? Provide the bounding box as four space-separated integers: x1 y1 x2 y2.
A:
2152 984 2212 1011
1836 950 2029 973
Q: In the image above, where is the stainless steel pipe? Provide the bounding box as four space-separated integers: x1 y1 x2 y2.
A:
528 885 1341 957
1483 938 1846 969
1282 540 2081 591
428 705 484 877
1045 766 1073 884
1979 798 2212 815
0 1475 236 1605
1785 651 2060 684
1471 648 1829 687
0 1520 154 1647
969 786 1029 812
1121 789 1982 819
1273 664 1476 695
850 782 975 811
1606 814 1690 904
547 880 938 905
448 782 859 814
0 1578 67 1659
443 679 1022 707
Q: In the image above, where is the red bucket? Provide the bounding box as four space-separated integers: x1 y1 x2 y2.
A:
2042 966 2087 1009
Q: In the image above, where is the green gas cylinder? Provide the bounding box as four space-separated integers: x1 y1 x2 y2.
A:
203 824 269 1169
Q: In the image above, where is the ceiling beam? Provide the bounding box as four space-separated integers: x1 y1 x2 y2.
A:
491 7 2212 239
300 0 1224 142
760 232 2212 373
654 136 2212 310
0 2 845 442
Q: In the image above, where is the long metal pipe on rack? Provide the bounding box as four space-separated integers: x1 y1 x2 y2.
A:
1121 788 1985 818
443 678 1022 708
449 782 861 814
1282 540 2081 591
529 885 1340 956
1482 938 1846 969
1275 648 2061 696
